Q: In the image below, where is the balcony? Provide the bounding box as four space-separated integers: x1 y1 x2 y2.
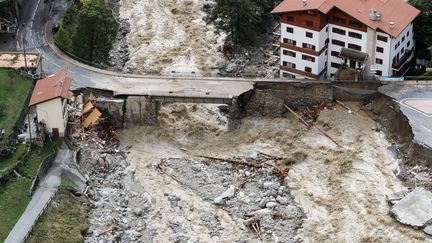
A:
273 23 281 36
392 49 414 71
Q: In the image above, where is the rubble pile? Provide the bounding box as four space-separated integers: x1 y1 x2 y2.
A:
219 39 278 78
158 153 304 242
67 94 155 242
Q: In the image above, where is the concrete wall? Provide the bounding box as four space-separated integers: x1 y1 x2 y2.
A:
124 96 159 126
36 98 67 137
245 83 333 116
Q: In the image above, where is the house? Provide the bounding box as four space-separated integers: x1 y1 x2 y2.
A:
271 0 420 80
29 66 72 138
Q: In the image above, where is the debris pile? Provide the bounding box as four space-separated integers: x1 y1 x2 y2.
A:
67 93 153 242
388 187 432 236
157 153 304 241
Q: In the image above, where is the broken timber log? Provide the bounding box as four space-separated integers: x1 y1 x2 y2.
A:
335 99 358 115
198 155 289 178
284 104 339 146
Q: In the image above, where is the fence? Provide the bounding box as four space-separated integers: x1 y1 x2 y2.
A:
20 186 59 243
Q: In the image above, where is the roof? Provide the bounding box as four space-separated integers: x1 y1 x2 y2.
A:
339 48 368 62
271 0 420 37
29 66 72 106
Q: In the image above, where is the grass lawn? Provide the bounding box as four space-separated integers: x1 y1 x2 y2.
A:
0 177 32 241
0 68 33 139
26 178 89 243
0 140 60 242
0 144 28 177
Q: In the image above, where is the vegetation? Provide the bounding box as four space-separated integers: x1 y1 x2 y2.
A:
0 177 32 241
0 144 27 177
26 178 89 243
55 0 118 64
409 0 432 61
208 0 281 45
0 140 59 242
0 69 33 139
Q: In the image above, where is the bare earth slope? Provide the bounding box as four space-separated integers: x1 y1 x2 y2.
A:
119 0 224 75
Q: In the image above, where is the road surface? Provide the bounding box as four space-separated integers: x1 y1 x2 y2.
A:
5 149 73 243
379 84 432 149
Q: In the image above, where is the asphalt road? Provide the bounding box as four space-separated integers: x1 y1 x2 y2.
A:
379 84 432 149
5 149 73 243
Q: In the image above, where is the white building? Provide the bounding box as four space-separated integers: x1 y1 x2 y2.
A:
29 66 72 138
271 0 420 80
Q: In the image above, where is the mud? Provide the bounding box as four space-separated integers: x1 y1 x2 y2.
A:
117 102 429 242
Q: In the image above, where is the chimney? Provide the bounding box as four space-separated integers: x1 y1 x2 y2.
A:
369 9 381 21
389 21 395 29
303 0 308 6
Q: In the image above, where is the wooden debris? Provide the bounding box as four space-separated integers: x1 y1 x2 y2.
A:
238 174 257 188
336 99 358 115
284 104 339 146
198 155 289 178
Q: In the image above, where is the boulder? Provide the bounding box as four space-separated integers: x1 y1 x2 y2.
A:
390 187 432 228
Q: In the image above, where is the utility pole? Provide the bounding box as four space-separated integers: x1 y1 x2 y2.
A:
27 112 32 150
22 36 28 72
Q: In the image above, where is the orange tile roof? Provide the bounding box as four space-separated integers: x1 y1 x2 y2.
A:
29 66 72 106
272 0 420 37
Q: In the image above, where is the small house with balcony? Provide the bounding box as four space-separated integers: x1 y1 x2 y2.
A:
29 66 72 138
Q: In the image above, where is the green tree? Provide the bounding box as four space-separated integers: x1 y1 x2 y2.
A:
55 27 73 52
72 0 118 64
409 0 432 60
209 0 281 45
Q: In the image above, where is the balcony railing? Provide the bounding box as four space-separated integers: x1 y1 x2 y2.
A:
392 49 414 70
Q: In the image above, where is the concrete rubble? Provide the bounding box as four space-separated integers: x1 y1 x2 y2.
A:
390 187 432 229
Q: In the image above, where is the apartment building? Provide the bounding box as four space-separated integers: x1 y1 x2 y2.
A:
271 0 420 80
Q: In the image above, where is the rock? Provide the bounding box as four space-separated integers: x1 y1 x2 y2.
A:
385 191 409 205
134 208 143 216
266 202 278 208
424 225 432 236
225 63 237 73
390 187 432 228
276 196 289 205
214 185 236 205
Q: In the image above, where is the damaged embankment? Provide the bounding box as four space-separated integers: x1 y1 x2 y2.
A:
367 95 432 168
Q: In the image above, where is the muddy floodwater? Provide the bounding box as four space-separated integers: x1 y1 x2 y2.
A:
118 103 429 242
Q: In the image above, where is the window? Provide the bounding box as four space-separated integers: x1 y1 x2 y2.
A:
325 50 328 56
407 41 411 48
305 67 312 73
302 43 316 50
377 35 388 42
306 21 314 27
283 38 296 45
306 32 313 38
376 70 382 76
348 32 362 39
407 31 410 37
282 72 296 78
402 36 405 42
282 61 296 68
287 16 294 22
331 51 340 57
332 17 346 24
401 48 405 54
332 39 345 47
326 26 329 32
283 50 296 57
325 38 329 44
348 43 361 51
286 27 294 33
376 58 383 64
331 62 341 69
302 54 315 62
376 47 384 53
350 20 364 28
332 27 346 35
395 41 400 49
